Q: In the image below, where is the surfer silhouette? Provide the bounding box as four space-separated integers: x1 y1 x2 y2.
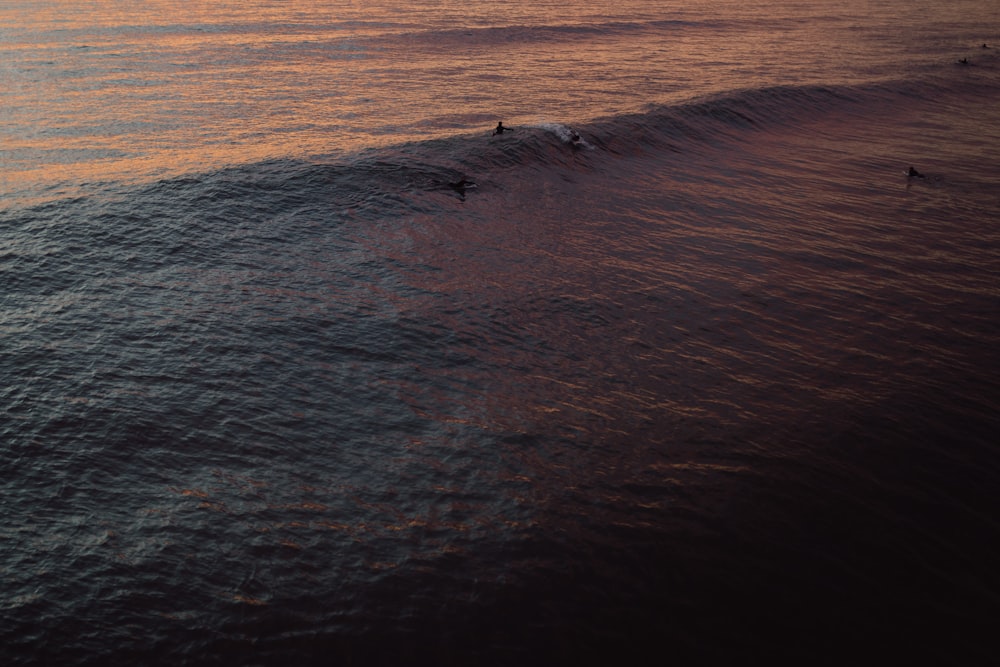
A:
492 122 510 136
907 166 925 178
447 178 477 200
449 178 476 191
958 57 969 65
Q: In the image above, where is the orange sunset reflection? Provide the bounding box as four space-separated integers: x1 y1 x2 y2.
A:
2 0 784 197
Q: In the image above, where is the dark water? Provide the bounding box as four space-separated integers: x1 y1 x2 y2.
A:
4 11 1000 665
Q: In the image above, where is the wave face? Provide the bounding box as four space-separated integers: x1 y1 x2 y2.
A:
3 1 1000 665
4 0 998 206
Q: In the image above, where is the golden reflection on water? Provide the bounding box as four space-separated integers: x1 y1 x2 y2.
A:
1 0 874 197
4 3 379 192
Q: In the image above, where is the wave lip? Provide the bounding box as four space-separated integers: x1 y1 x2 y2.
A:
4 70 996 218
380 18 710 49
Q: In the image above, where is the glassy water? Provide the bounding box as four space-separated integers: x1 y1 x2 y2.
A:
2 1 999 664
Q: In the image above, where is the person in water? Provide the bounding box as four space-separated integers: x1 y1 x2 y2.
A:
449 178 476 190
907 166 925 178
447 178 476 200
958 57 969 64
493 121 510 136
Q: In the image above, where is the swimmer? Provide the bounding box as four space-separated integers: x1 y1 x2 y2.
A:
907 166 925 178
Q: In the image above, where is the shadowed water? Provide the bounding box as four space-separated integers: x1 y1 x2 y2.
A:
2 1 1000 665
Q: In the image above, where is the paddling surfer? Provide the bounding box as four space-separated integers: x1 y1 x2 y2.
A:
446 177 477 200
492 121 511 136
449 178 476 191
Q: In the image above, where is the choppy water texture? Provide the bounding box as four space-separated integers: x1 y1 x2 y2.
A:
3 1 1000 665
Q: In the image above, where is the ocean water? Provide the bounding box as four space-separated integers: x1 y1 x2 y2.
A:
2 1 1000 664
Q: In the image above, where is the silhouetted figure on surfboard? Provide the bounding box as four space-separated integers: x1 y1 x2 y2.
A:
492 121 511 136
449 178 476 191
446 178 477 200
907 166 925 178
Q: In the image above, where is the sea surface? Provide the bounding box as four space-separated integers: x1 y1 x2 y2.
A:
2 1 1000 664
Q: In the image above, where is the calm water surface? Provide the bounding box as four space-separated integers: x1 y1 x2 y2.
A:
2 1 1000 665
3 0 996 200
